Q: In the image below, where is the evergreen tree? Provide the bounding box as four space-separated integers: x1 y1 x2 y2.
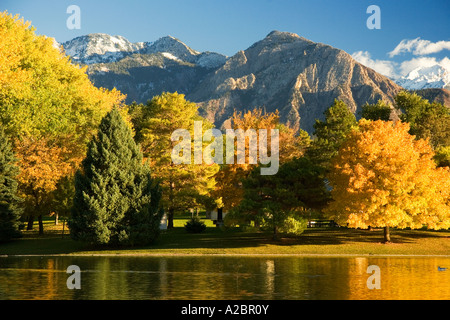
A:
0 127 22 242
434 146 450 168
306 99 357 169
69 108 162 246
360 100 392 121
395 91 450 149
237 157 329 240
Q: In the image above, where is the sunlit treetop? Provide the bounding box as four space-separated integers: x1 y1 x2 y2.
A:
0 11 125 142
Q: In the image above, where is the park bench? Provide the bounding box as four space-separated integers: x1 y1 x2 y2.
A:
307 220 339 228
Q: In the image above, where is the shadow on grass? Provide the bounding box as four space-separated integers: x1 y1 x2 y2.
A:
1 225 448 255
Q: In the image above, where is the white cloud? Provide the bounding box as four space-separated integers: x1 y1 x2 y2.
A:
388 38 450 57
351 51 398 78
438 56 450 71
398 56 440 75
353 51 450 81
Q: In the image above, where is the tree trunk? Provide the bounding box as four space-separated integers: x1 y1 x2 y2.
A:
273 225 279 241
55 213 59 225
27 215 34 230
38 215 44 235
167 208 174 229
384 226 391 243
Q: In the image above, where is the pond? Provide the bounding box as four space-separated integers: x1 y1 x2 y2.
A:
0 255 449 300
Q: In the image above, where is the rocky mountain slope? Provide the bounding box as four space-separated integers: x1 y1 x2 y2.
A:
189 31 402 132
413 88 450 107
62 33 227 105
62 31 403 133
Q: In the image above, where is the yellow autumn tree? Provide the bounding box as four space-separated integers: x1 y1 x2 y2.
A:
326 119 450 242
129 92 219 228
15 137 73 234
0 11 124 144
214 108 310 212
0 11 125 232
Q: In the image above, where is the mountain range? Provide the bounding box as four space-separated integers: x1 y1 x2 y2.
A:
60 31 447 133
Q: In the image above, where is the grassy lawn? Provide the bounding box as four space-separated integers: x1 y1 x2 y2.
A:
1 215 449 256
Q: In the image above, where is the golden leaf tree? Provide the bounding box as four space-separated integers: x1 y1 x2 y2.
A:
129 92 219 228
214 108 310 212
15 138 73 234
326 119 450 242
0 11 125 232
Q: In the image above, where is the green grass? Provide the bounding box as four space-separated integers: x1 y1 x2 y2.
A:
1 215 449 256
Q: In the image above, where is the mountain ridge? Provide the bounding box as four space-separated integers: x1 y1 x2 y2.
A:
189 30 402 132
61 31 405 133
61 33 227 68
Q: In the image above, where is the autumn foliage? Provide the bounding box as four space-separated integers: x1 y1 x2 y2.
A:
0 11 125 234
0 10 448 244
15 137 73 234
326 119 450 241
214 108 310 211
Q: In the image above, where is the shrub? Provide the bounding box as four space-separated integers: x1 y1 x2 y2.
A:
184 217 206 233
278 215 308 236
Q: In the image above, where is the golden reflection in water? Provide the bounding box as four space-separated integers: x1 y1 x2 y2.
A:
41 259 56 300
344 257 450 300
264 260 275 298
0 256 449 300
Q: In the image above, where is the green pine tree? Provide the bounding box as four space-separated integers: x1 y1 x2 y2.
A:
0 127 23 242
306 99 357 170
69 108 162 246
237 157 329 240
395 91 450 149
360 100 392 121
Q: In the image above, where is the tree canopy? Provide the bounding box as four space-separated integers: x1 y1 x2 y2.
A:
325 119 450 242
360 100 392 121
129 92 219 228
306 99 357 170
237 156 329 239
214 108 310 212
395 91 450 149
0 11 125 234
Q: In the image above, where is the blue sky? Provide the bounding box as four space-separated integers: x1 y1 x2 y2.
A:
2 0 449 78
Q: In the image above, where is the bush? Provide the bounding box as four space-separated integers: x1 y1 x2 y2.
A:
184 217 206 233
279 215 308 236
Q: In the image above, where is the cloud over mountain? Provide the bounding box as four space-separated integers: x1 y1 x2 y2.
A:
351 51 397 79
353 38 450 90
388 38 450 57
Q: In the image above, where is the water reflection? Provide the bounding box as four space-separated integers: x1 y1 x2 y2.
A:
0 256 448 300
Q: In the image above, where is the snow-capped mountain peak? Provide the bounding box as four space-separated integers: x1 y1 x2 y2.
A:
62 33 146 64
396 64 450 90
60 33 227 68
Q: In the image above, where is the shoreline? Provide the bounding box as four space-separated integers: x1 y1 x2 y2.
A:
2 253 450 258
3 227 449 258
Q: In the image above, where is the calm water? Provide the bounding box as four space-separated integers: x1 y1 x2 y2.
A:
0 256 449 300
